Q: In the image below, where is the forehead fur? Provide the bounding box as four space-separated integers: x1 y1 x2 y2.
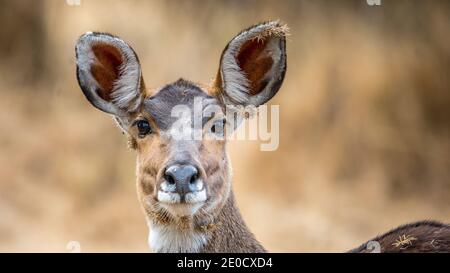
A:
144 79 218 130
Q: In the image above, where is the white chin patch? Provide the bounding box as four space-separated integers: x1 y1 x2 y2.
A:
157 188 207 217
160 202 204 217
185 188 207 203
157 191 181 204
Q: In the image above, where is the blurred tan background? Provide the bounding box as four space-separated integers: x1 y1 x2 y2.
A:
0 0 449 252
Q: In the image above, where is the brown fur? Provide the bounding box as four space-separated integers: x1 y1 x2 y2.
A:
201 192 266 253
350 221 450 253
125 79 265 252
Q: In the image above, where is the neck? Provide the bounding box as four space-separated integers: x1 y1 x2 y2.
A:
148 191 266 253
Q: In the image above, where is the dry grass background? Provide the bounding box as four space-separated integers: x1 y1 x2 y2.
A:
0 0 449 252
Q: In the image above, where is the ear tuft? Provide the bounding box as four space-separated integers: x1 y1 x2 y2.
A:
216 21 288 106
75 32 143 116
252 22 290 42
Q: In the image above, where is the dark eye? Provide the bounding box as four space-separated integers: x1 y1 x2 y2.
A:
135 120 152 138
211 118 226 135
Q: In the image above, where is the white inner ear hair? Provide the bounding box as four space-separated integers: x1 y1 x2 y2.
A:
76 32 142 113
220 21 286 106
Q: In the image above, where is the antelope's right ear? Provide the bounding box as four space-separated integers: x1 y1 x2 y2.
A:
75 32 144 116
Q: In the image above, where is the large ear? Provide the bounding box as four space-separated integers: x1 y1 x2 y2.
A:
75 32 144 116
214 21 288 106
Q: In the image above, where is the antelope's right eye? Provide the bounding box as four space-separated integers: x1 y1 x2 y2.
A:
134 120 152 138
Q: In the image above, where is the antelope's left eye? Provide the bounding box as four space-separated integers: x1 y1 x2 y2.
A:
135 120 152 137
211 118 226 135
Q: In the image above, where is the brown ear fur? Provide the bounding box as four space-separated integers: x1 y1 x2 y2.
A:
90 43 124 101
237 38 274 96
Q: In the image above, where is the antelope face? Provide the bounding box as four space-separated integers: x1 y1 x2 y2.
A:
133 80 229 218
75 21 287 222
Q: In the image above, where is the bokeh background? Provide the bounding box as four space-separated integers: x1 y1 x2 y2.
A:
0 0 449 252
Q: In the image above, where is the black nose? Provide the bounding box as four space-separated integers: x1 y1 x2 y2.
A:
164 164 200 195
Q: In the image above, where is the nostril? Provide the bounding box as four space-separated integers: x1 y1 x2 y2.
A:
189 173 198 184
164 173 176 185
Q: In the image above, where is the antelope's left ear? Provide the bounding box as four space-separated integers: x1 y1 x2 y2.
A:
214 21 288 106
